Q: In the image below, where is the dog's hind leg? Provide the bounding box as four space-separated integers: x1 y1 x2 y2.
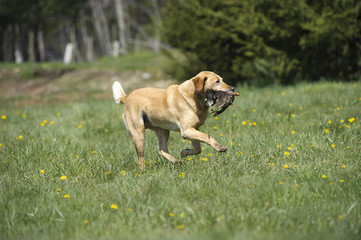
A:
154 128 181 164
180 140 202 157
123 112 146 171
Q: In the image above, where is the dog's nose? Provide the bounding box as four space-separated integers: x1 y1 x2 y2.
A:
230 86 236 92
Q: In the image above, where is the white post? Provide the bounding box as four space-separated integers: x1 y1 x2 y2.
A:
64 43 73 64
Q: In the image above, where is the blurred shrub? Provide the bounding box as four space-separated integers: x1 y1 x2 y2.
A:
161 0 361 85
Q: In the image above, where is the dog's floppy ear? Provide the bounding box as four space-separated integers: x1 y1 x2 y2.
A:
192 76 208 92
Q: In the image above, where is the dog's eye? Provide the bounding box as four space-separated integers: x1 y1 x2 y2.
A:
216 80 220 83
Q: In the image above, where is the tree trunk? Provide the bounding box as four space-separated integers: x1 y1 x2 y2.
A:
150 0 161 52
37 30 46 61
114 0 127 54
28 30 35 62
90 0 112 56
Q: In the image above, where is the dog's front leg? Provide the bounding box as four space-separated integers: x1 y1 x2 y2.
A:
181 140 202 157
181 128 227 153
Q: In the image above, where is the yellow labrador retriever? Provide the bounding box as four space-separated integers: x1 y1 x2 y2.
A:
112 71 235 170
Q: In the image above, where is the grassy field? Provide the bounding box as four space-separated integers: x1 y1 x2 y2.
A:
0 67 360 239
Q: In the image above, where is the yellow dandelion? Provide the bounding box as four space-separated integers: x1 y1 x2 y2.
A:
277 113 282 116
253 109 256 112
92 151 97 154
348 117 355 123
214 116 219 120
56 188 62 192
232 113 237 117
120 171 126 176
338 215 344 220
40 122 45 126
78 125 82 129
50 121 54 125
40 169 45 174
128 208 133 212
64 194 70 199
328 120 332 124
230 141 234 146
253 122 256 126
291 131 296 134
322 174 327 179
60 175 67 180
110 204 118 210
43 120 48 124
288 147 293 150
289 103 293 107
279 181 285 185
187 157 192 161
281 91 285 96
105 171 111 175
179 172 185 178
220 133 223 137
325 128 329 133
42 138 46 141
0 143 2 147
276 144 281 149
340 180 345 183
242 121 247 125
169 213 174 217
83 220 89 224
340 119 345 123
21 113 27 119
56 112 61 117
177 225 185 230
331 144 335 148
284 152 290 156
291 114 296 118
283 164 289 169
179 213 184 218
296 184 300 187
1 115 6 120
16 135 23 140
337 107 340 111
202 157 209 162
341 165 346 168
213 126 217 130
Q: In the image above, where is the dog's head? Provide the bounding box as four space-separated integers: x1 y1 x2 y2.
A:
192 71 235 107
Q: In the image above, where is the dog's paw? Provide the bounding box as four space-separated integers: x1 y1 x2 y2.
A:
214 143 228 152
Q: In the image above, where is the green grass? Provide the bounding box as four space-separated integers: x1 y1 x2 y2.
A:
0 81 360 240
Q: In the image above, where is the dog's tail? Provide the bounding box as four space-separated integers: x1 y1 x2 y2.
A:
112 81 127 104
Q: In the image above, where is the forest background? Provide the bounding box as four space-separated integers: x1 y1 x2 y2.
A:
1 0 360 85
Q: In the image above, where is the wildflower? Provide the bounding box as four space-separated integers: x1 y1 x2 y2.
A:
284 152 290 156
340 180 345 183
338 215 344 220
325 128 329 133
331 144 335 148
341 165 346 168
169 213 174 217
328 121 332 124
92 151 97 154
105 171 111 175
110 204 118 210
50 121 54 125
253 109 256 112
281 91 285 96
177 225 185 230
291 114 296 118
230 141 234 146
340 119 345 123
202 157 209 162
1 115 6 120
213 126 217 130
220 133 223 137
120 171 126 176
283 165 289 169
291 131 296 134
279 181 285 185
16 135 23 140
253 122 256 126
40 169 45 174
232 113 237 117
41 122 45 126
187 157 192 161
78 125 82 129
60 176 67 180
56 188 62 192
348 117 355 123
296 184 300 187
42 138 46 141
288 147 293 150
64 194 70 199
322 175 327 179
179 213 184 218
83 220 89 224
214 116 219 120
128 208 133 212
0 143 2 148
56 112 61 117
276 144 281 149
289 103 293 107
179 172 185 178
